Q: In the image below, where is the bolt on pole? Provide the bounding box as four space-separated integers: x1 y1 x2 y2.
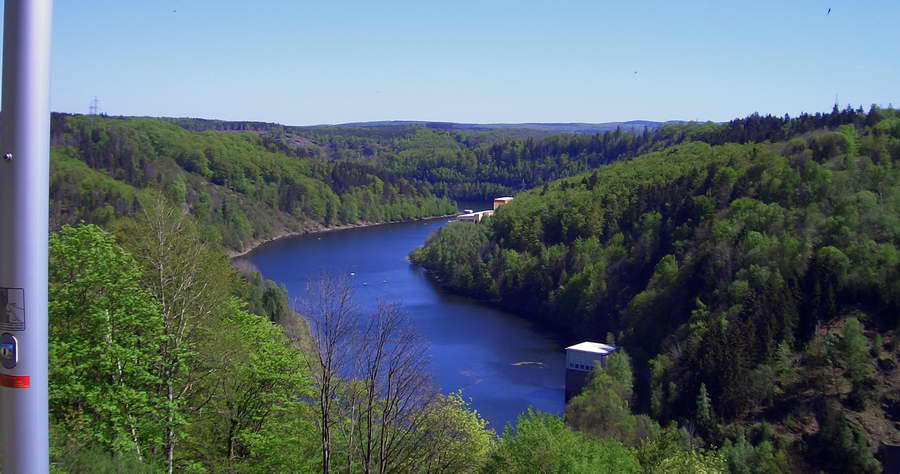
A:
0 1 53 473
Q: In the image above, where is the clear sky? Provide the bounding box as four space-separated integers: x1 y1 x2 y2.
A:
8 1 899 125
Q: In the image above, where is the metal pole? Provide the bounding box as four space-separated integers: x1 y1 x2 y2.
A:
0 0 53 472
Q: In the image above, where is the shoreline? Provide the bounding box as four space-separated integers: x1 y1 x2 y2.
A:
228 213 457 259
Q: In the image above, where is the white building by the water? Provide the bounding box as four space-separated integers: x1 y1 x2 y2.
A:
564 341 617 401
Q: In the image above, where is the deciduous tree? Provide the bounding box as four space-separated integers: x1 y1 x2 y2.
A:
49 224 166 459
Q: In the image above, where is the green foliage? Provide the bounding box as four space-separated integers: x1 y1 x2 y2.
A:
841 317 869 383
413 112 899 469
410 222 497 299
696 383 714 431
118 200 254 471
184 302 312 471
42 107 897 471
772 341 795 381
632 428 725 474
46 218 324 473
566 351 660 446
565 351 724 473
649 354 675 420
236 402 320 474
871 333 882 357
720 434 783 474
50 147 152 227
50 107 879 251
51 115 456 252
237 270 294 324
808 400 881 473
49 225 167 459
415 392 497 473
45 200 506 473
51 441 158 474
379 108 869 201
484 410 639 473
837 124 860 156
606 350 634 397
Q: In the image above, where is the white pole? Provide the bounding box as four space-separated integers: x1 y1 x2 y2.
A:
0 1 53 472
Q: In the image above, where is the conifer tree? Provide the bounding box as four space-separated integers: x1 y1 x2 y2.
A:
696 382 714 432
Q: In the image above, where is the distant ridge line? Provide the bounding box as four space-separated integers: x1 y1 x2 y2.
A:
56 112 694 136
330 119 690 134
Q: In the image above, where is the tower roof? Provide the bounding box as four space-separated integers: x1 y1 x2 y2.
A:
565 341 616 355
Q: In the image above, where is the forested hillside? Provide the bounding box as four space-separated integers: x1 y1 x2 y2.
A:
158 106 875 204
38 106 898 472
49 114 456 253
377 105 878 200
42 209 723 473
40 203 508 473
411 107 900 472
37 113 508 472
39 111 771 473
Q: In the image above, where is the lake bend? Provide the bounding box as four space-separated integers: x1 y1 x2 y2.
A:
238 217 565 430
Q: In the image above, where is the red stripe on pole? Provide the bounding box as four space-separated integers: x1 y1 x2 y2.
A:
0 374 30 388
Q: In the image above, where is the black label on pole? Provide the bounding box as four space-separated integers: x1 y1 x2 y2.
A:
0 288 25 331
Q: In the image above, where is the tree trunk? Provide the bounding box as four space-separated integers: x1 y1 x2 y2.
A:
227 418 237 459
166 381 175 474
321 377 331 474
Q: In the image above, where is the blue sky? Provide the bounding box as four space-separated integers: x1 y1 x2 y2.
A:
12 1 900 125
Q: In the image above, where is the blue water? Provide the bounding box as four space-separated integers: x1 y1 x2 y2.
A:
240 218 564 430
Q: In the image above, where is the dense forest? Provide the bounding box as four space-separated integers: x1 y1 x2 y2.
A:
41 228 734 472
40 203 500 473
158 106 877 205
376 105 881 200
37 210 721 473
411 107 900 472
27 105 899 472
32 111 754 472
49 114 457 253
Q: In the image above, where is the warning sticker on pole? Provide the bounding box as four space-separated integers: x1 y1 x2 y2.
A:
0 288 25 331
0 374 30 388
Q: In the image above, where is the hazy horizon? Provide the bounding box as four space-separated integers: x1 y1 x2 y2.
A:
54 112 698 128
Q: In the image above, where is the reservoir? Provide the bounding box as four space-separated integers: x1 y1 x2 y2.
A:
240 217 565 430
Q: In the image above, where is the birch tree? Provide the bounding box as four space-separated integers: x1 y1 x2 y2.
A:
121 198 233 473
